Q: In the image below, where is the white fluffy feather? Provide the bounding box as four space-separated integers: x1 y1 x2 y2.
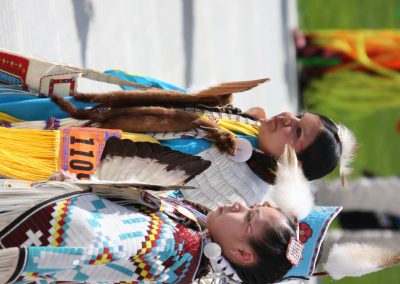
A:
325 243 400 280
269 145 314 220
338 124 357 186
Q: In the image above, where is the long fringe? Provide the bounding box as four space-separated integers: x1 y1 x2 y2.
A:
10 117 88 129
0 128 60 181
90 186 143 206
1 112 160 144
0 127 159 182
0 182 82 231
0 247 19 284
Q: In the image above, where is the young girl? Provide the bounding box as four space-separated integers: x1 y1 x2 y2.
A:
0 183 323 283
0 49 356 209
0 84 356 210
0 138 331 283
47 87 355 209
0 138 393 284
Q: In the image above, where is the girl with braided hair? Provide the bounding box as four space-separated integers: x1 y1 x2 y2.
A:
0 50 356 210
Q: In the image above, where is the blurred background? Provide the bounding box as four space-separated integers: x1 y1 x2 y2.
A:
297 1 400 283
1 0 400 283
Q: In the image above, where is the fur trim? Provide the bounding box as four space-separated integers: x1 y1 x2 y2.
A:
0 247 19 283
325 243 400 280
68 78 269 108
51 96 237 155
338 124 357 186
269 145 314 220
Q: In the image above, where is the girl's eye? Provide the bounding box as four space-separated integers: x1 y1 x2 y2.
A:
296 127 302 138
246 212 254 233
247 212 253 222
296 114 304 119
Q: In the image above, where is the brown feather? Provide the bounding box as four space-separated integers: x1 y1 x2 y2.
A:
192 78 269 97
70 78 269 108
98 137 212 185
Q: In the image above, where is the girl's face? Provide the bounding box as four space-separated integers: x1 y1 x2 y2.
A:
206 202 286 265
257 112 323 156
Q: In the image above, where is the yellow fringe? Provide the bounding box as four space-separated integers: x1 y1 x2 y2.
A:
218 118 259 136
0 127 159 182
0 128 60 181
0 111 254 181
200 114 260 136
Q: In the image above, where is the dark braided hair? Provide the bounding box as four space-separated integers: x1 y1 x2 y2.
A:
247 114 342 183
246 150 278 184
230 220 295 283
297 114 341 180
195 106 342 182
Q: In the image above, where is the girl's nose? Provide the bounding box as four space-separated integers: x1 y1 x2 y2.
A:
280 112 299 128
251 201 271 209
231 202 242 212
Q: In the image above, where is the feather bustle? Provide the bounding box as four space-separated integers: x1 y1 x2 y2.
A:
93 138 211 187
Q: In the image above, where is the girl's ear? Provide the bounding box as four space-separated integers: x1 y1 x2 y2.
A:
245 107 266 120
229 248 256 265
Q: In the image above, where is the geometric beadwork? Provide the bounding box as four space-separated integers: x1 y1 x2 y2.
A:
0 192 203 284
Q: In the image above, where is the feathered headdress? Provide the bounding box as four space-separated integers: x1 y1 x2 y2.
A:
337 124 357 186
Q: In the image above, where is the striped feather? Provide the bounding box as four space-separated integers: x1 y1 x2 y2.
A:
93 137 211 187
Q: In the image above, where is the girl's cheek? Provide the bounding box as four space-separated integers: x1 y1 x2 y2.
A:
299 140 305 152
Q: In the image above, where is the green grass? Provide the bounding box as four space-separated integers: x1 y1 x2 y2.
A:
302 71 400 178
322 265 400 284
298 0 400 29
298 1 400 283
